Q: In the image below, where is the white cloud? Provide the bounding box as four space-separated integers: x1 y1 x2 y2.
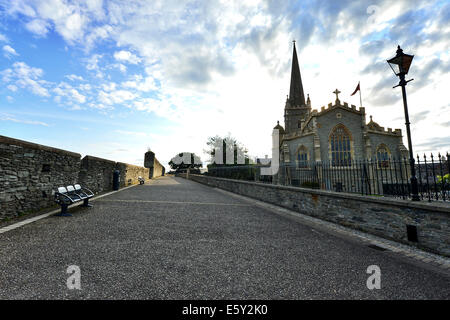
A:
98 89 136 105
113 50 141 64
1 0 449 161
117 63 126 73
25 19 50 36
0 113 49 126
7 84 17 91
79 83 92 91
85 53 102 70
3 44 19 57
114 130 148 137
1 62 50 97
122 75 157 92
53 82 87 104
65 74 84 81
101 82 116 91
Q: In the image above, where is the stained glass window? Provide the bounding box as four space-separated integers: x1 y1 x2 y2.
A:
330 125 351 166
377 145 390 168
297 146 308 168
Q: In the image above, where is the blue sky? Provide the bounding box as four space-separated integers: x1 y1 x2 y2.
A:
1 0 449 168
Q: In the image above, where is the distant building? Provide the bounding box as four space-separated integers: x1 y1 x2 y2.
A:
274 43 409 187
256 155 271 165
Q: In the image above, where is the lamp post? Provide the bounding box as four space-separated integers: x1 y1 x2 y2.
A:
387 45 420 201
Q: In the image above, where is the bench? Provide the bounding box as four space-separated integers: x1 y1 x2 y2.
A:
54 184 94 216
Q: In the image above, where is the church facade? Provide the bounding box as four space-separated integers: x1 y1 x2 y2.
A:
274 43 409 189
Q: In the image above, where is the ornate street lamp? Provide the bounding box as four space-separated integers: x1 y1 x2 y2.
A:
387 45 420 201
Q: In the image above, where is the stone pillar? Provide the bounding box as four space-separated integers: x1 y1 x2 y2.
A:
313 134 321 162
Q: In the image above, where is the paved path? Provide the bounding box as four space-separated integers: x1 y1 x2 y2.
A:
0 176 449 299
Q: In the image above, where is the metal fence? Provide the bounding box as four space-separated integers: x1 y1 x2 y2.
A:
206 153 450 202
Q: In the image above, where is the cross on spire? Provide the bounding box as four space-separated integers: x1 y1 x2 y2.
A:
333 89 341 102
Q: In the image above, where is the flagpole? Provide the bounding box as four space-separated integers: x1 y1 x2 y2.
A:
359 82 362 108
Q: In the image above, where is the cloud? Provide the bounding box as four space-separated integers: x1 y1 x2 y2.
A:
415 136 450 152
53 82 87 104
3 44 19 57
122 75 157 92
85 53 102 71
98 89 136 105
114 130 147 137
1 61 50 97
25 19 50 36
65 74 84 81
113 50 141 64
0 113 49 126
6 84 17 91
410 110 430 123
1 0 449 164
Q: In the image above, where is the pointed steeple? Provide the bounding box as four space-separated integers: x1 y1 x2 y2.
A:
288 41 306 107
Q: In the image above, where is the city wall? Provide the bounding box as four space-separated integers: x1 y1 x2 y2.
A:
0 135 164 220
179 173 450 257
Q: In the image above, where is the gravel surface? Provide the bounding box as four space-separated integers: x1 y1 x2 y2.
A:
0 176 449 299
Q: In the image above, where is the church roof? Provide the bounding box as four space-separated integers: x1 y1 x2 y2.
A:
288 42 306 107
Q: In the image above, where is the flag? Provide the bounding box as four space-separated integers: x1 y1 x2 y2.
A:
351 82 360 96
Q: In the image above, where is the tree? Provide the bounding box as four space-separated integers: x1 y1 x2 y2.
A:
169 152 202 172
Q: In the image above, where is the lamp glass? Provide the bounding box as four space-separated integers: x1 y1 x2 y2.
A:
387 52 414 76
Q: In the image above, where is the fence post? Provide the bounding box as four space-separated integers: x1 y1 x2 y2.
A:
438 153 446 201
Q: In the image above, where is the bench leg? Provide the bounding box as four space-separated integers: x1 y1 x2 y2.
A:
55 204 72 217
82 198 93 207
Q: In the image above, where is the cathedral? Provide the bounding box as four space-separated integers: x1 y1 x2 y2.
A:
274 42 409 187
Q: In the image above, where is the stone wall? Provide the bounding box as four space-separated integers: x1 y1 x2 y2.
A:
180 174 450 257
78 155 116 194
116 162 150 187
0 135 81 219
152 157 165 178
144 151 165 178
0 135 164 221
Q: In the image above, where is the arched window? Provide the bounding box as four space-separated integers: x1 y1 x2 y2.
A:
297 146 308 168
330 125 352 167
376 144 390 168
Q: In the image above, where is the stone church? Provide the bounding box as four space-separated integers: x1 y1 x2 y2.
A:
274 42 409 188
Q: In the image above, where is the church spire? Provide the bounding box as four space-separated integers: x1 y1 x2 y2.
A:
288 41 306 107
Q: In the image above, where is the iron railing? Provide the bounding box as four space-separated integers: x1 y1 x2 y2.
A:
205 153 450 202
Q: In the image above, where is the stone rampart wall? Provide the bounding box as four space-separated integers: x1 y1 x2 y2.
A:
179 173 450 257
0 135 164 220
0 135 80 219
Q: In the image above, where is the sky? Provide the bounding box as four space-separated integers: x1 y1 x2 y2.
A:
0 0 449 169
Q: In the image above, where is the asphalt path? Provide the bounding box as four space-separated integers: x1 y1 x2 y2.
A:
0 176 448 299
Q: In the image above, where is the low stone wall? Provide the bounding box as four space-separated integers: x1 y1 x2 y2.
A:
0 135 164 221
181 174 450 257
0 135 81 219
116 162 150 187
78 155 116 194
